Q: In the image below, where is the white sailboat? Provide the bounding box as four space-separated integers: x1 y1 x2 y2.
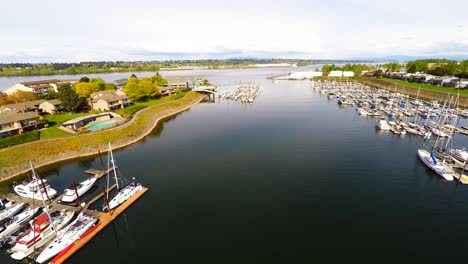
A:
61 176 97 203
417 149 454 181
104 143 143 211
10 161 74 261
35 212 98 263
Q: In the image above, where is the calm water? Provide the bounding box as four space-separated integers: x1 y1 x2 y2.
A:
2 68 468 262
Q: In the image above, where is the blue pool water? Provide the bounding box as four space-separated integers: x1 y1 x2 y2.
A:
87 120 116 130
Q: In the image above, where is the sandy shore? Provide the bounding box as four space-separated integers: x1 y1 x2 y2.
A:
0 92 205 183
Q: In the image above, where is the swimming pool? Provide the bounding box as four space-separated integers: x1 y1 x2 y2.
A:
87 120 117 130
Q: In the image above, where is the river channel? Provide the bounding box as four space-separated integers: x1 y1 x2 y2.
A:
1 67 468 262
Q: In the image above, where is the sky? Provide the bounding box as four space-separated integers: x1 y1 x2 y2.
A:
0 0 467 62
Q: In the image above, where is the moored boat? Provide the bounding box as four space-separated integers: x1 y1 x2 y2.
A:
35 212 98 263
0 207 40 241
13 177 57 201
417 149 454 181
61 177 97 203
0 202 25 222
10 209 75 260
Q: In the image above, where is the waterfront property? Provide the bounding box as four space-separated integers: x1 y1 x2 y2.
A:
3 79 78 95
38 99 62 114
0 111 44 139
0 100 45 114
89 90 131 111
289 71 323 80
60 112 122 132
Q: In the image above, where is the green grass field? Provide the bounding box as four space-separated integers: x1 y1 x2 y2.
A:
382 78 468 95
115 91 188 117
0 130 39 148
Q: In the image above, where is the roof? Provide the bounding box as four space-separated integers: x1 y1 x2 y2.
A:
114 79 128 86
90 90 128 103
20 79 60 86
0 111 39 125
0 99 45 113
61 112 112 126
43 99 62 106
164 76 204 84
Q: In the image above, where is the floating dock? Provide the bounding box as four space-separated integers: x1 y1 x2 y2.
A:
84 167 115 179
453 172 468 184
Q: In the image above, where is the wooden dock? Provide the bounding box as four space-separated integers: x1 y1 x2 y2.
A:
453 172 468 184
84 167 115 179
52 187 148 264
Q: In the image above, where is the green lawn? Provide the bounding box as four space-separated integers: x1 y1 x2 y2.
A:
115 91 188 117
40 112 92 139
0 130 39 148
382 78 468 95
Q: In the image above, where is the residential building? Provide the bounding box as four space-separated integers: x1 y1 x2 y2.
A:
89 90 131 111
3 79 78 95
0 111 44 139
0 99 45 114
38 99 62 114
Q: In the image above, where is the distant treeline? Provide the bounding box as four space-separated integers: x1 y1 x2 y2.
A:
320 59 468 78
0 59 370 77
404 59 468 78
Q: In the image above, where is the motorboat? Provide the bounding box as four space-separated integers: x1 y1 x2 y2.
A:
10 209 74 260
376 117 391 130
13 177 57 201
61 177 97 203
0 207 40 241
0 202 25 222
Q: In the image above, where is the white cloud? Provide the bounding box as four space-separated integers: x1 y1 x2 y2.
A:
0 0 467 62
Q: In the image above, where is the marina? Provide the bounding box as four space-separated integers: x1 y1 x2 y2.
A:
1 67 468 262
0 144 147 263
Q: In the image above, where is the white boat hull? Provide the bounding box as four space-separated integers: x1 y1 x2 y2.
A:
35 213 98 263
0 207 39 240
61 177 97 203
0 202 25 222
417 149 454 181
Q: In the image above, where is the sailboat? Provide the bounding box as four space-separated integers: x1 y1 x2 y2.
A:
10 161 74 261
35 212 98 263
103 143 143 211
417 133 454 181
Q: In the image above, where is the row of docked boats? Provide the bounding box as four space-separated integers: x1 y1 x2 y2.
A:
314 80 468 182
1 142 145 262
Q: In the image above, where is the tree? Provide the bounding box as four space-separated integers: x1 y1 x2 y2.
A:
123 77 141 100
75 82 99 98
140 78 160 98
7 91 38 103
105 83 117 90
0 93 8 106
150 74 168 86
79 76 90 83
89 78 106 90
58 84 81 112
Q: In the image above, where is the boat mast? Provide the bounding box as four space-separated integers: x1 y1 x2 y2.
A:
108 142 120 190
29 160 57 235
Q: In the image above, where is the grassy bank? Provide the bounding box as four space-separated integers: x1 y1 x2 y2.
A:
0 131 39 148
360 78 468 108
0 91 205 182
381 78 468 95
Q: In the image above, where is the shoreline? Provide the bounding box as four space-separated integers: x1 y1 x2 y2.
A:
0 92 205 184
